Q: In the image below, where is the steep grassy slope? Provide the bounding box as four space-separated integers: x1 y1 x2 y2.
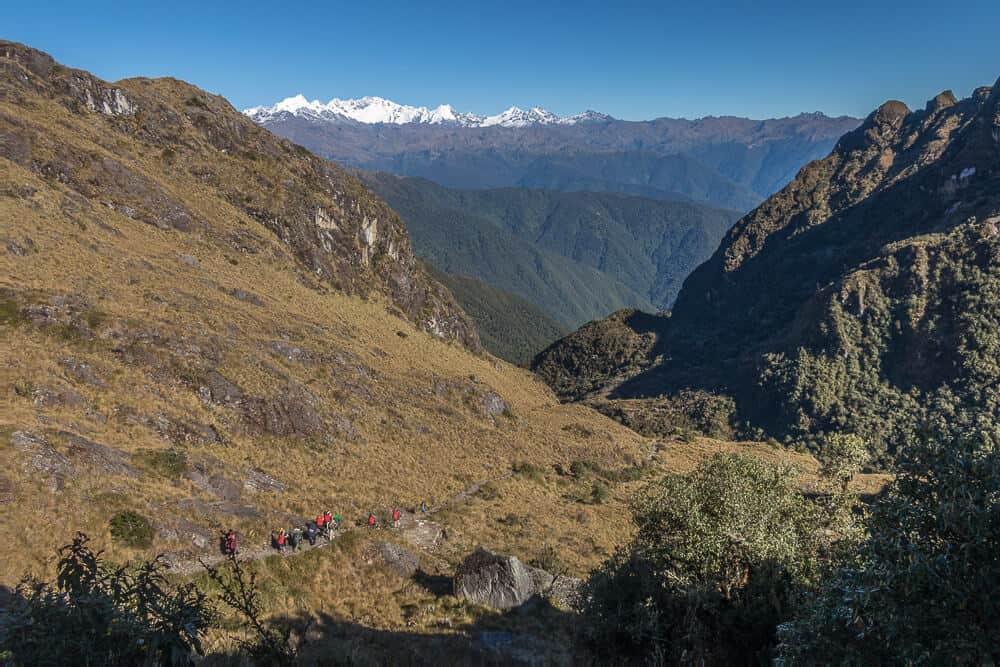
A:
0 41 658 582
428 268 567 366
362 173 738 323
536 82 1000 464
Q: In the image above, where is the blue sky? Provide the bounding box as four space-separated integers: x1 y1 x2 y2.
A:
7 0 1000 120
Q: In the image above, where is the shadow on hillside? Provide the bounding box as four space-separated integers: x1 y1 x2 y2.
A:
413 568 452 596
268 596 581 666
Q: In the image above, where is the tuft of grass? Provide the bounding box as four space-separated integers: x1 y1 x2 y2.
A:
12 378 35 398
109 510 155 548
511 460 545 482
0 296 24 327
475 481 502 501
134 448 188 480
589 482 611 505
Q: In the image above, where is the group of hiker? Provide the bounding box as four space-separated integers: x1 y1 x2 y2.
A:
218 503 431 556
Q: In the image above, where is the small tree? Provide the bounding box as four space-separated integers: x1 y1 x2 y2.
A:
579 453 846 663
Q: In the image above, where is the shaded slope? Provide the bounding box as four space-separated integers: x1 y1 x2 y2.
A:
360 173 657 328
428 267 567 366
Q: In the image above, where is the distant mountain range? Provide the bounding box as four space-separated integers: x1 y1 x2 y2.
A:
246 97 860 210
245 94 610 127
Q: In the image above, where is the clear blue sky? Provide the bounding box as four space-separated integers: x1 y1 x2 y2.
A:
7 0 1000 120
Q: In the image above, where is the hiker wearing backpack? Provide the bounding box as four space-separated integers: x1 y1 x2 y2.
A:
420 501 428 514
316 514 328 538
223 530 238 556
306 523 318 546
274 528 287 552
368 513 377 529
324 510 333 538
290 527 303 552
333 513 342 530
392 507 402 528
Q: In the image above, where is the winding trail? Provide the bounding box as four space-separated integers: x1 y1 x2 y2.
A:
163 472 511 576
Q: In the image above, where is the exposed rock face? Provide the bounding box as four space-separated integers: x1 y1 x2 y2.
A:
454 548 534 609
11 431 74 491
536 78 1000 461
0 40 480 350
368 541 420 578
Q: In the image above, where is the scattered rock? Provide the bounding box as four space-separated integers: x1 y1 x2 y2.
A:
244 469 285 494
186 462 242 501
368 541 419 578
58 431 137 477
11 431 74 491
60 356 103 386
177 253 200 268
241 384 324 437
197 370 243 406
454 547 534 609
479 392 510 419
220 286 265 306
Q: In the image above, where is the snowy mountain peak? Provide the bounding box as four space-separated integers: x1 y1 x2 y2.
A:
243 96 610 128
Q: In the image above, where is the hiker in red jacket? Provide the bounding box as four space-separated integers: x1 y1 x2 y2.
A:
324 510 333 536
392 508 402 528
367 513 377 529
316 514 328 538
223 530 238 556
274 528 287 552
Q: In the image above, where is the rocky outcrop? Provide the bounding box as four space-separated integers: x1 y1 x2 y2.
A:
11 431 74 491
454 548 535 609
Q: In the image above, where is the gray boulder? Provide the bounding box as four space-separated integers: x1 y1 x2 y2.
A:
454 547 533 609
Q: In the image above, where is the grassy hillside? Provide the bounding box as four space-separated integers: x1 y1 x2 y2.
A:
428 267 567 366
362 173 739 325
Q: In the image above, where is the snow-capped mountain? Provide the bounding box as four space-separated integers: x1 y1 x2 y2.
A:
243 95 611 127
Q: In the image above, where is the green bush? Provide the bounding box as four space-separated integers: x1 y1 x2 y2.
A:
779 426 1000 662
0 533 211 664
109 511 154 549
579 453 848 663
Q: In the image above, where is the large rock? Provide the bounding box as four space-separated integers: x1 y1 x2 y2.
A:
454 547 533 609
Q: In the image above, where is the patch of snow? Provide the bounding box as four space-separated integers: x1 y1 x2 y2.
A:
243 95 612 128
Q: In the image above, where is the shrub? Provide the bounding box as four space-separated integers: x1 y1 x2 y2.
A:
779 426 1000 662
511 460 545 482
0 296 23 327
589 482 611 505
475 482 501 501
579 453 847 663
109 510 154 549
0 533 211 664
